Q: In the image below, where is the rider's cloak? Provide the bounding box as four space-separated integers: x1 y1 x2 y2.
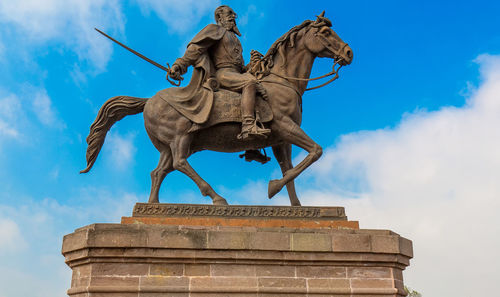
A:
156 24 227 124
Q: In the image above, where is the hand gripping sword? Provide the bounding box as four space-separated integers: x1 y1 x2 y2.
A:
94 28 183 86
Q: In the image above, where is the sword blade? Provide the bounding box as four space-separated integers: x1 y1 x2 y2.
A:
95 28 169 72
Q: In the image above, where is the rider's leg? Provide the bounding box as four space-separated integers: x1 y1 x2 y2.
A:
238 79 271 139
240 82 256 138
215 68 270 139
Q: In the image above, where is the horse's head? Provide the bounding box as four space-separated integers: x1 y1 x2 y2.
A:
303 11 353 66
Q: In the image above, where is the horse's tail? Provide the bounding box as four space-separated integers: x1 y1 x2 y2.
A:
80 96 148 174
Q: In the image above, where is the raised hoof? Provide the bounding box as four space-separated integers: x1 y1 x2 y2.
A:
213 196 228 205
268 179 283 198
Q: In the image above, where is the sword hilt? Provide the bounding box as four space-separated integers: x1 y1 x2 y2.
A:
165 63 183 87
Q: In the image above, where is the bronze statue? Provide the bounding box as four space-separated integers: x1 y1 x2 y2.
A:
81 6 353 206
168 5 271 140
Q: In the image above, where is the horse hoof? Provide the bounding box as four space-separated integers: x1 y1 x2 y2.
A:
213 196 228 205
268 179 283 198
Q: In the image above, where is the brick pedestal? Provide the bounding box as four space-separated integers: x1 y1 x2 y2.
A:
62 204 413 297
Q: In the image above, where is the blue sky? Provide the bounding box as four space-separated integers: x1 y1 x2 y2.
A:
1 1 500 296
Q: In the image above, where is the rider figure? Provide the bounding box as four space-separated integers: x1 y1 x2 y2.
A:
168 5 270 139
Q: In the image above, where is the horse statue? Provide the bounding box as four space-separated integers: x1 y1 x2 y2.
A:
80 13 353 206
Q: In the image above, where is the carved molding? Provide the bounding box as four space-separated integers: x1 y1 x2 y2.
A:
132 203 347 220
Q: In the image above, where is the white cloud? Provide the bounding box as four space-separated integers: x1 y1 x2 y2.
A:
0 218 25 252
0 0 124 72
104 131 137 170
292 54 500 297
0 87 66 149
135 0 220 34
0 192 140 297
32 89 65 128
0 120 18 138
0 38 4 59
238 4 258 27
0 94 22 139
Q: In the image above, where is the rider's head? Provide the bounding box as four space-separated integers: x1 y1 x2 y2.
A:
214 5 241 36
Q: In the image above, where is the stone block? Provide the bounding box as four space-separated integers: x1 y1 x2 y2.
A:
149 263 184 276
371 234 400 253
347 266 392 278
149 228 207 249
139 275 189 287
394 279 406 295
91 263 149 276
62 229 88 253
356 229 394 235
72 264 92 279
90 293 138 297
306 278 350 289
89 276 140 287
350 278 393 288
392 267 404 281
399 237 414 257
211 264 256 276
189 291 256 297
138 292 190 297
255 264 295 277
184 264 210 276
250 231 290 251
291 232 331 252
258 277 306 289
296 266 346 278
88 225 148 247
71 276 90 288
190 276 257 288
332 233 371 252
207 230 252 249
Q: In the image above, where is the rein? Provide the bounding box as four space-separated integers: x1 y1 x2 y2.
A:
276 60 343 91
262 59 343 96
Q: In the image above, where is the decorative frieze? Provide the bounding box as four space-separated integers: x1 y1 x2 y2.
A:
132 203 347 220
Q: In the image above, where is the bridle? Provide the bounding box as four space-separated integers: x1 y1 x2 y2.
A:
263 29 347 93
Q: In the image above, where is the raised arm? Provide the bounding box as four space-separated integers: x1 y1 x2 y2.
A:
168 24 225 81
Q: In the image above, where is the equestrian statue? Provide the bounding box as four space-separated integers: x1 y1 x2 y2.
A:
80 5 353 206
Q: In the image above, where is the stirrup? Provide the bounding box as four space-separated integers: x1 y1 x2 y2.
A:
239 149 271 164
237 115 270 140
237 125 271 139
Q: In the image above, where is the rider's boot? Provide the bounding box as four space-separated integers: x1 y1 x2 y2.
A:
237 115 271 139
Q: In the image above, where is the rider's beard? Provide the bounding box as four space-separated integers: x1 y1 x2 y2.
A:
220 18 241 36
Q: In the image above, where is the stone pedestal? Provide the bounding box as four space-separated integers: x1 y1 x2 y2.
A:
62 204 413 297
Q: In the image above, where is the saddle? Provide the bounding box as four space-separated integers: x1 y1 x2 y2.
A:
189 89 273 132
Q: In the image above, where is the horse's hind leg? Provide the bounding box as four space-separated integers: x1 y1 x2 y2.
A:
272 143 301 206
148 147 173 203
170 134 228 205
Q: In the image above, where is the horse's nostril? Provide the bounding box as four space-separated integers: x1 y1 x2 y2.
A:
346 49 353 59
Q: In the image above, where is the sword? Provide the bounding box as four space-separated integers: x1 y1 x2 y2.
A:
95 28 182 86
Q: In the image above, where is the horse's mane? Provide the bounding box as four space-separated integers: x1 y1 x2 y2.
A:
250 18 328 78
261 20 313 69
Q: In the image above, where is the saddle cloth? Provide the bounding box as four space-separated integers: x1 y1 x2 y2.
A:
189 89 273 132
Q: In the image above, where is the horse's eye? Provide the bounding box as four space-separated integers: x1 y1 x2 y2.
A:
319 27 330 36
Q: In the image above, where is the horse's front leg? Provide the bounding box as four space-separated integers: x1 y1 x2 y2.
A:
272 143 301 206
268 118 322 198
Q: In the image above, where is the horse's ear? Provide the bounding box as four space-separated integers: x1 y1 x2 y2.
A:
315 11 325 24
315 10 332 27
